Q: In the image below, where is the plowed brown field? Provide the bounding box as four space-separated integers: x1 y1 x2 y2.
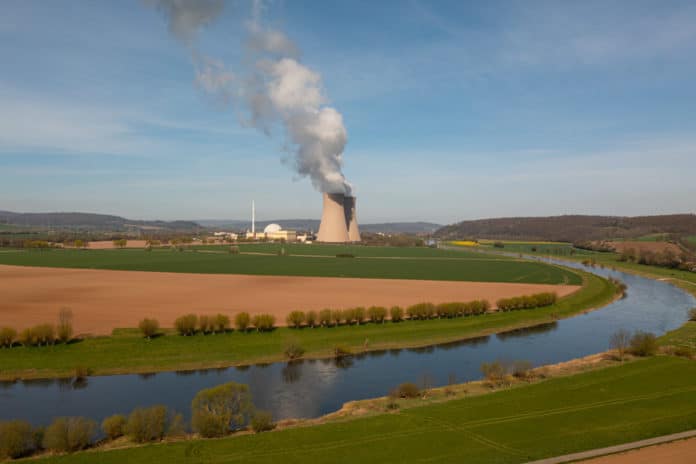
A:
0 264 579 335
581 437 696 464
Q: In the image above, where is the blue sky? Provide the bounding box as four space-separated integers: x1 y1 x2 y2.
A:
1 0 695 224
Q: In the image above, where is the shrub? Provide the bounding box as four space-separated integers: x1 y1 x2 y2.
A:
250 411 275 433
19 327 35 346
511 360 533 379
0 327 16 348
367 306 387 323
199 315 213 334
389 306 404 322
252 314 276 332
284 342 305 360
74 366 92 379
318 309 332 327
342 308 356 325
689 307 696 321
101 414 127 440
672 345 694 359
481 361 507 386
235 312 251 332
213 314 230 333
497 292 557 312
305 310 318 328
0 420 35 459
330 309 343 326
392 382 420 399
286 311 306 329
42 417 96 452
138 318 159 339
406 303 436 320
57 308 73 343
436 302 462 318
630 331 658 357
610 329 631 360
334 345 352 357
126 406 175 443
32 324 55 346
353 307 366 324
167 413 186 438
191 382 253 438
335 253 355 258
174 314 198 336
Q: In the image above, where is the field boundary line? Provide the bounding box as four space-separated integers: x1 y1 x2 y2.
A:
524 429 696 463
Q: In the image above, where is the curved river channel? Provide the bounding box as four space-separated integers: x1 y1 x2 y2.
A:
2 258 695 426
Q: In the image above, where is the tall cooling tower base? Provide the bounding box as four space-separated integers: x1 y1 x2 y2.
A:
316 193 361 243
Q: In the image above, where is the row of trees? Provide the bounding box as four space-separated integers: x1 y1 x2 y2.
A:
496 292 558 312
618 247 695 271
0 382 272 460
0 309 73 348
284 301 493 329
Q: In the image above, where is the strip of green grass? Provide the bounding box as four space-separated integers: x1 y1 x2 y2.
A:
34 356 696 464
198 242 492 258
0 272 613 380
0 248 581 284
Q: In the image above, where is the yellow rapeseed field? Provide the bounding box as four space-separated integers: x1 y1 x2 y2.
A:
451 240 479 247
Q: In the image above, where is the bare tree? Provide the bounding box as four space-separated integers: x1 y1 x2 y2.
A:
610 329 631 361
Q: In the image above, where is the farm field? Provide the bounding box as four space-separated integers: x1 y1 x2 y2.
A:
474 240 596 256
0 264 579 335
33 356 696 464
0 247 582 284
0 271 613 379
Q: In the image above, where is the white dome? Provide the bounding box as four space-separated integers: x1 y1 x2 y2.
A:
264 223 282 233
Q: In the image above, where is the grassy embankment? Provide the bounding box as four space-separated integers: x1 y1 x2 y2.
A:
33 356 696 464
0 270 614 380
0 245 581 284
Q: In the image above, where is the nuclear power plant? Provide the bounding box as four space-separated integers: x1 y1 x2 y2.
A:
317 193 361 243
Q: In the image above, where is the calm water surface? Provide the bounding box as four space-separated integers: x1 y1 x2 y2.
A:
2 259 694 425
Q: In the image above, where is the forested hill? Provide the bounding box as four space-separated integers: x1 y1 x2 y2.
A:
0 211 201 231
434 214 696 242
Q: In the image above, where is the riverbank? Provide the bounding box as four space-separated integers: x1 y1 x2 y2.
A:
0 271 616 380
25 355 696 463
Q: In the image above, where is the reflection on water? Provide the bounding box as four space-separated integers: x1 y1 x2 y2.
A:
1 258 695 426
496 322 558 341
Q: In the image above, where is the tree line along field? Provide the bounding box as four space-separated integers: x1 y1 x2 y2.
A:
0 272 612 379
0 247 582 285
31 356 696 464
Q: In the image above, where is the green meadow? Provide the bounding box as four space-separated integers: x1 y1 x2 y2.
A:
34 356 696 464
0 247 581 284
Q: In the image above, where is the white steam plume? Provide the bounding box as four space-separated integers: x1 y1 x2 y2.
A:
146 0 352 195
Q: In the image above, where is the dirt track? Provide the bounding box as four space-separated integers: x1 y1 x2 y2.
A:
0 265 578 335
580 437 696 463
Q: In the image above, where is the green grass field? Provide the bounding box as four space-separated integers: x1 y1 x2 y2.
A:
196 242 487 258
0 247 582 284
454 240 595 257
0 272 614 380
34 356 696 464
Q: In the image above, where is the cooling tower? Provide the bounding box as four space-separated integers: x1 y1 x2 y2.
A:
344 196 361 242
317 193 350 242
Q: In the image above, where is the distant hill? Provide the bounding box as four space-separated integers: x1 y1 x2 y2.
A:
435 214 696 242
197 219 441 235
0 211 202 231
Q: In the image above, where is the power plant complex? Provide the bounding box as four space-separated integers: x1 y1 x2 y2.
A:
317 193 361 243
